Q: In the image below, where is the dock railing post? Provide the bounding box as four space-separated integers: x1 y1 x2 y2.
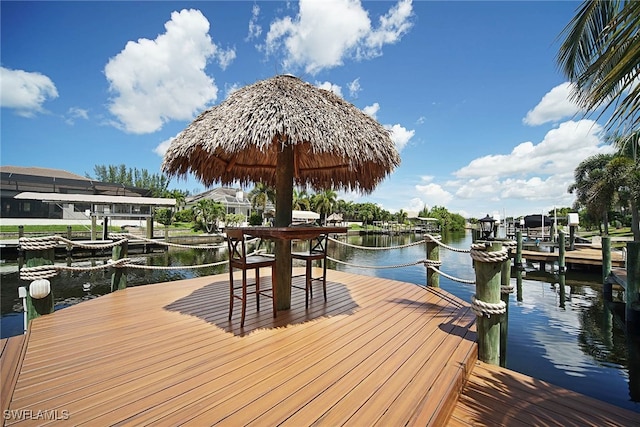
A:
558 231 567 273
471 241 507 365
626 241 640 332
602 236 612 284
425 235 440 288
111 239 128 292
569 225 576 251
500 241 515 367
558 231 567 308
19 237 56 324
515 230 523 269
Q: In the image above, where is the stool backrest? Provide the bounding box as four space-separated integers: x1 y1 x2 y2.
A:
226 228 247 263
309 234 328 255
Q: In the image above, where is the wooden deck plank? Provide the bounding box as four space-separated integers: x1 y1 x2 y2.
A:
8 270 477 426
3 268 638 426
449 361 640 426
1 333 29 416
248 288 461 426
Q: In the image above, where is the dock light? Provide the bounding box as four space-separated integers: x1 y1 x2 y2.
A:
478 214 496 240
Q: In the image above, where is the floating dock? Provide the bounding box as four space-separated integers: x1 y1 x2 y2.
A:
2 270 638 425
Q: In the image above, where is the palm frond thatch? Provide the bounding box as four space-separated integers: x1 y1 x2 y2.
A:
161 75 400 193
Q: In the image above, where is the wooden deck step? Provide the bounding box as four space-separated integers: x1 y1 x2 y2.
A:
449 360 640 426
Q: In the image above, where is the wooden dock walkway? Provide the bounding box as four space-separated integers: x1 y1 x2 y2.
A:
521 246 625 269
2 270 639 425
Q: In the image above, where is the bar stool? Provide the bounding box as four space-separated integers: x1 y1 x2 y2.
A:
291 234 328 307
226 228 276 327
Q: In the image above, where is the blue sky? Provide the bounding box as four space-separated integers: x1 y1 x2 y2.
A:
1 1 615 219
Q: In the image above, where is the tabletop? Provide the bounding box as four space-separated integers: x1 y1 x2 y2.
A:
241 226 348 240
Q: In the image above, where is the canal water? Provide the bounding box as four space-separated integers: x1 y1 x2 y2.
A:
1 230 639 413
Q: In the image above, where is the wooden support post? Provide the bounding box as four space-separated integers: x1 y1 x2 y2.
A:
569 225 576 251
91 215 97 241
602 236 612 284
146 217 153 239
515 230 523 269
426 236 440 288
499 245 512 368
24 247 55 323
102 216 109 240
626 241 640 332
558 231 566 274
274 143 294 311
17 226 24 270
474 242 504 366
516 268 523 302
627 335 640 401
66 225 73 263
111 240 128 292
559 272 566 309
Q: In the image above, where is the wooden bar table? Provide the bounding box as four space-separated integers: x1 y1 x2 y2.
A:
243 226 347 310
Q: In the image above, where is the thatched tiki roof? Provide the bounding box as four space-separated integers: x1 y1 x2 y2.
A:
161 74 400 196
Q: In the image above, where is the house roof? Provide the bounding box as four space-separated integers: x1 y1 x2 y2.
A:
0 166 91 181
14 192 176 206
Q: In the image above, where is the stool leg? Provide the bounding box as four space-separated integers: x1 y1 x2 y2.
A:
255 267 261 312
305 260 312 307
229 268 234 320
271 265 277 318
241 269 247 327
322 257 328 301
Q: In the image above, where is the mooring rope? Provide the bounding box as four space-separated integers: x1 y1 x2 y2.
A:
327 236 427 250
326 256 426 269
19 236 129 251
423 234 472 253
427 265 476 285
108 233 228 250
17 234 511 294
471 294 506 317
469 243 510 263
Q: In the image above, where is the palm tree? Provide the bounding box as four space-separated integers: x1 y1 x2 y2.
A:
610 131 640 239
557 0 640 132
249 183 275 215
396 209 408 225
194 199 225 233
312 189 337 224
292 188 311 211
568 154 616 235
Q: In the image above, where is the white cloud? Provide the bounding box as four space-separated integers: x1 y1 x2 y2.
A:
348 78 361 98
0 67 58 117
415 176 453 206
443 118 617 217
246 4 262 41
386 123 414 152
105 9 235 134
404 197 425 213
265 0 413 75
316 80 343 97
363 102 380 119
64 107 89 125
455 120 607 178
154 135 174 157
523 82 582 126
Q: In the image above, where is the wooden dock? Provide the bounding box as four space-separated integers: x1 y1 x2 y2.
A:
2 270 639 426
521 246 625 269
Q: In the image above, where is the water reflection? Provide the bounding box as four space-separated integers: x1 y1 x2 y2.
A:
1 230 639 412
